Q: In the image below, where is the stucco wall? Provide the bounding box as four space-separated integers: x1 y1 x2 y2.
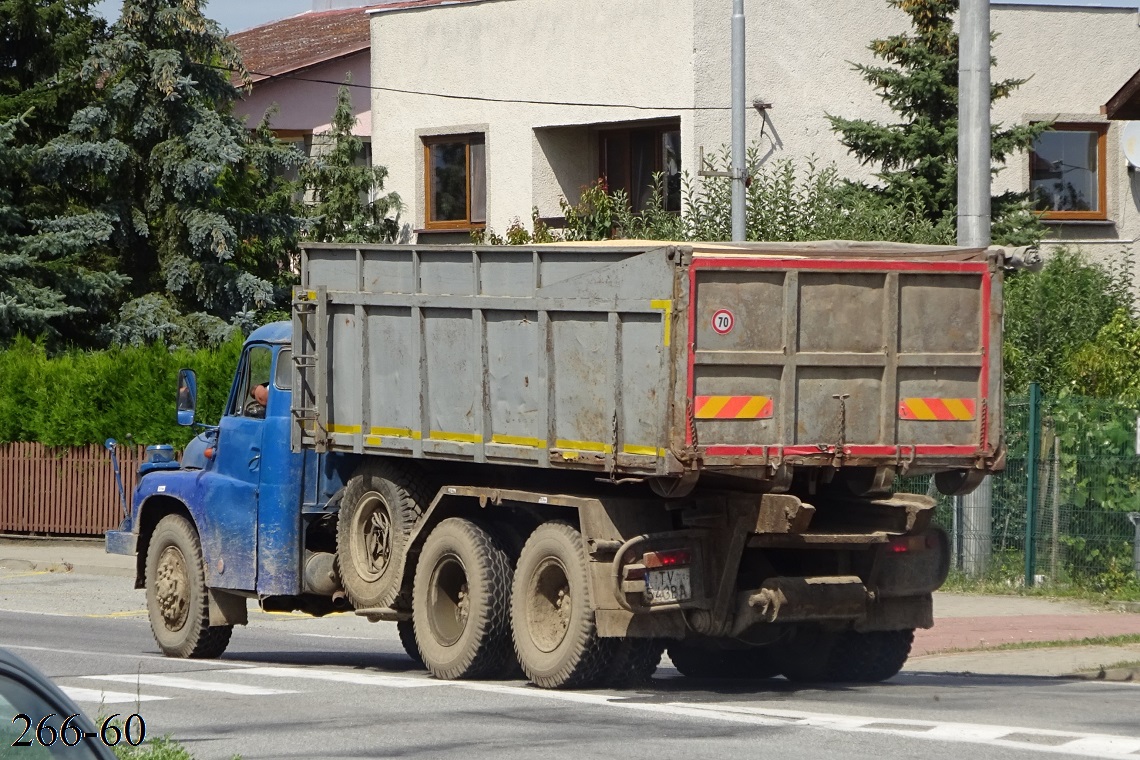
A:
990 5 1140 263
372 0 1140 253
689 0 909 183
370 0 695 238
236 52 373 136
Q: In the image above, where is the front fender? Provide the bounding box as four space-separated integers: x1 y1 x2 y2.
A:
128 470 212 588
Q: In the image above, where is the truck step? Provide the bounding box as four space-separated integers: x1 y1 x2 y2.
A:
354 607 413 622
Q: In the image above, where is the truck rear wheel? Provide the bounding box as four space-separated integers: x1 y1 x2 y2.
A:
337 462 427 610
606 639 664 688
827 629 914 683
778 627 913 683
511 521 616 689
667 643 779 680
412 519 513 680
397 619 424 667
145 514 232 659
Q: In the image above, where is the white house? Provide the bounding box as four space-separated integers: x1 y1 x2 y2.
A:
367 0 1140 261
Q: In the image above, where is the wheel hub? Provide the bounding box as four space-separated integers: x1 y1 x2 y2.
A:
427 555 470 647
528 558 572 653
155 545 189 631
354 494 393 581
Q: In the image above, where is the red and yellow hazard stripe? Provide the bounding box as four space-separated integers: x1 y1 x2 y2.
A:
694 395 774 419
899 397 976 421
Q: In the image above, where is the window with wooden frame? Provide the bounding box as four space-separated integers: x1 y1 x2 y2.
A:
1029 124 1108 221
423 134 486 229
598 122 681 214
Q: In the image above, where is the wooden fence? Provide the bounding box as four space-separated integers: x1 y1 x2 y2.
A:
0 443 145 536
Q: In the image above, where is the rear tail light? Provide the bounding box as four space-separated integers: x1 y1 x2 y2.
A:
643 549 691 568
886 535 929 553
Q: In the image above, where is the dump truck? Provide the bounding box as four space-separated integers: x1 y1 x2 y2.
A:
106 240 1013 688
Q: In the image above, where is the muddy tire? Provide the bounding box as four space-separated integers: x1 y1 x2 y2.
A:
336 462 428 610
776 627 839 683
667 643 779 680
511 521 617 689
778 627 912 683
145 514 232 659
412 519 513 680
826 629 914 683
606 639 664 688
397 619 424 667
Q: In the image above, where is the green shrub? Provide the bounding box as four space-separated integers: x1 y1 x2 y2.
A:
0 335 243 448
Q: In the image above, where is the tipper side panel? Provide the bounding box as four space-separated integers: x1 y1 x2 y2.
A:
687 256 996 469
294 244 679 476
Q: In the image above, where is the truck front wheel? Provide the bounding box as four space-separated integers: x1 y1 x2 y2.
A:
337 462 427 610
412 519 514 680
145 514 232 659
510 521 617 689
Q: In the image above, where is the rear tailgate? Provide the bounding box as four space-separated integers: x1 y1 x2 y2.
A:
685 249 1000 470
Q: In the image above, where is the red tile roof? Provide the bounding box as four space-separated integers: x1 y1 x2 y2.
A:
366 0 486 11
228 6 381 83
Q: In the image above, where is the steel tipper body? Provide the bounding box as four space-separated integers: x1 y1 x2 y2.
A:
295 241 1003 490
107 240 1014 689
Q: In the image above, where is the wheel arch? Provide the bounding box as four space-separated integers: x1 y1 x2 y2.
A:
134 495 195 589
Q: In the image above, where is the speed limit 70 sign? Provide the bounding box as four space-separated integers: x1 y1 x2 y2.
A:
711 309 734 335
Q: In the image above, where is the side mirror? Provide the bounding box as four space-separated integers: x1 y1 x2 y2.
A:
176 369 198 427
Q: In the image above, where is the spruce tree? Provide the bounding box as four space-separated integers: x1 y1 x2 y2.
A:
828 0 1048 246
0 1 123 349
42 0 304 348
304 81 401 243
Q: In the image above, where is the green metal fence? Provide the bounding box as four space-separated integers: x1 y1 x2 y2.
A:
898 388 1140 596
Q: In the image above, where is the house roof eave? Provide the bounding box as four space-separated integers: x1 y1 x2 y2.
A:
1104 67 1140 120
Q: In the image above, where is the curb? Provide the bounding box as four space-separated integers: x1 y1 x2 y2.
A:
1067 666 1140 682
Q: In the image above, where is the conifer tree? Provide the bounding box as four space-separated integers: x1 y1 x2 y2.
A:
0 1 123 348
42 0 304 348
304 81 401 243
828 0 1048 246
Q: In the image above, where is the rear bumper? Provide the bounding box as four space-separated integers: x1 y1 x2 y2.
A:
105 529 137 556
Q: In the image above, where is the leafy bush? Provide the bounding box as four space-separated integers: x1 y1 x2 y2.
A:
0 335 243 448
547 152 955 246
1003 248 1135 397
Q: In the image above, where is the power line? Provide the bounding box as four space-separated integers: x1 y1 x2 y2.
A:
221 64 730 112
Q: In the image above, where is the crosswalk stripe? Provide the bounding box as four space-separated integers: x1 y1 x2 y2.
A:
82 674 297 696
61 686 169 704
221 666 436 688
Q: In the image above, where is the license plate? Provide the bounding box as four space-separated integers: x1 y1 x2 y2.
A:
644 567 691 604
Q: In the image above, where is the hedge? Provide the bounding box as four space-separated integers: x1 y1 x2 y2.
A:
0 336 244 448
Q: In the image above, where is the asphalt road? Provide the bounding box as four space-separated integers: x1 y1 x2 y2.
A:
2 568 1139 760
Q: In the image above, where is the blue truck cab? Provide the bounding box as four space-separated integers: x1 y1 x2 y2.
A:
106 322 358 656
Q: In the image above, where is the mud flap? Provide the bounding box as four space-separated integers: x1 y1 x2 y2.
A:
209 588 249 626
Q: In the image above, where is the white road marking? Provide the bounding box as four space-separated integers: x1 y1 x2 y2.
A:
442 680 1140 759
220 666 436 688
197 665 1140 758
1 644 255 667
82 674 296 696
61 686 169 704
1060 737 1140 755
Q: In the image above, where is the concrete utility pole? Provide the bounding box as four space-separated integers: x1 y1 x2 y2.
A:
958 0 993 576
731 0 746 241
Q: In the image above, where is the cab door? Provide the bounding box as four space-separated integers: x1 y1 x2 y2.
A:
198 344 273 591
